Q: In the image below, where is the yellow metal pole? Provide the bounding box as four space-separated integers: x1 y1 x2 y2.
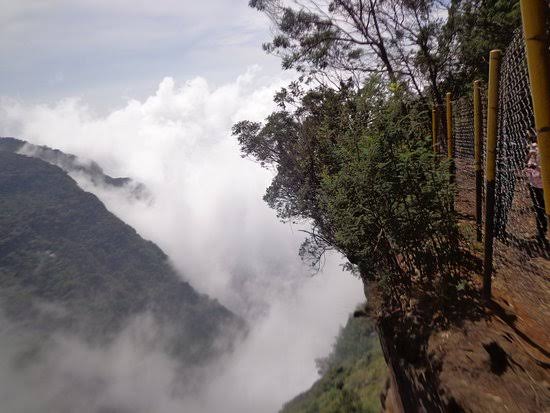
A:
446 92 453 160
484 50 502 300
474 80 483 242
432 106 438 154
520 0 550 215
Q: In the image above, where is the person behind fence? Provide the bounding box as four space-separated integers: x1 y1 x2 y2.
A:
524 132 548 246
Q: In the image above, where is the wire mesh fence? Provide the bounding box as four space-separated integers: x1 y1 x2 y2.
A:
451 94 487 221
453 97 475 160
432 29 548 296
494 30 548 260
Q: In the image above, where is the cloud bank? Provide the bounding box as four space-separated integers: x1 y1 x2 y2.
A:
0 68 364 412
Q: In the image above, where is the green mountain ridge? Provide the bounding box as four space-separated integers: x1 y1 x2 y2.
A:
0 149 245 366
0 137 149 200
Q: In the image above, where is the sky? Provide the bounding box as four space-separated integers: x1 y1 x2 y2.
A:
0 2 365 412
0 0 281 111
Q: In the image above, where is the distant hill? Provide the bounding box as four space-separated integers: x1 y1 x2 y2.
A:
280 313 386 413
0 150 245 365
0 137 149 200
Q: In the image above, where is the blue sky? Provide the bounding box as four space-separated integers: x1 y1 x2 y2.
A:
0 0 281 110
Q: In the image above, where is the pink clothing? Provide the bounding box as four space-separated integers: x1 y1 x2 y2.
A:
526 167 543 188
525 142 543 189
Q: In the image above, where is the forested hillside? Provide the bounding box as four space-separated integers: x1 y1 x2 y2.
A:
0 137 149 199
0 150 245 365
281 312 386 413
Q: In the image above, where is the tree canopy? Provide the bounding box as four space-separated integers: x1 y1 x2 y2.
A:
250 0 521 102
234 80 458 307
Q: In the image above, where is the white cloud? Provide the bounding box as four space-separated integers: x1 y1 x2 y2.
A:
0 69 364 412
0 314 184 413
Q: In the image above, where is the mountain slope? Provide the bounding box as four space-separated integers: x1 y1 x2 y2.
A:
280 312 387 413
0 137 149 199
0 150 244 364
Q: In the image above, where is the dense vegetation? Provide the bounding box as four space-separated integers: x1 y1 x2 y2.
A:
236 0 522 311
281 313 386 413
234 81 458 309
0 151 245 365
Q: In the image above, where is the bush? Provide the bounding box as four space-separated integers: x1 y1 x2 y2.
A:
233 78 459 306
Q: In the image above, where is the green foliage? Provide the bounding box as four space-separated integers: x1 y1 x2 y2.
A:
0 151 245 364
251 0 464 104
316 312 379 375
319 92 457 281
234 79 458 300
251 0 522 103
239 0 525 311
281 313 386 413
442 0 521 95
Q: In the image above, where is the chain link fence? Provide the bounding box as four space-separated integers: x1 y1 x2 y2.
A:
494 30 548 259
433 29 548 295
451 93 487 222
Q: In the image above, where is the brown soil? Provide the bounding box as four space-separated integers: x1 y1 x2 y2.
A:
379 158 550 412
434 158 550 412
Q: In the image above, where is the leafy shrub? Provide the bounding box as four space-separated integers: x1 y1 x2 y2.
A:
234 79 459 306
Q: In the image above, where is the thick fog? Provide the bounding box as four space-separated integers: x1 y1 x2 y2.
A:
0 69 364 412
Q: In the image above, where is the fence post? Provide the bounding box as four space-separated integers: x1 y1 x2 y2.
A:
446 93 455 189
520 0 550 216
432 106 438 154
483 50 502 300
446 93 454 160
474 80 483 242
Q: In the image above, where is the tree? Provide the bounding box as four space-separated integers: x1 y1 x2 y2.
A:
238 0 521 305
250 0 522 102
249 0 451 103
441 0 521 96
234 79 458 305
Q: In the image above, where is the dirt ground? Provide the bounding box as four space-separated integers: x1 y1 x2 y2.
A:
433 158 550 412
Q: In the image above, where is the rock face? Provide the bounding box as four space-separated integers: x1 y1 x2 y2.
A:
0 150 245 365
